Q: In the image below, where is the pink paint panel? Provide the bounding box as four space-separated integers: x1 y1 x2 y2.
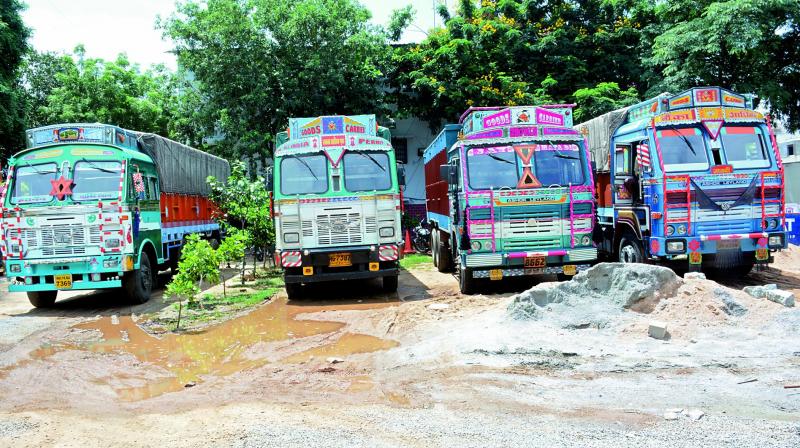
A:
509 126 538 138
534 107 565 126
482 109 512 129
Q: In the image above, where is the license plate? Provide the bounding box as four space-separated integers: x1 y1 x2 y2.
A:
328 253 352 267
717 240 740 250
54 274 72 289
689 251 702 265
489 269 503 281
755 248 769 261
524 255 546 268
562 265 577 276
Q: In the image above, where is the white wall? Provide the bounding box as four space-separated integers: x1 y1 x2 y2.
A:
392 117 436 205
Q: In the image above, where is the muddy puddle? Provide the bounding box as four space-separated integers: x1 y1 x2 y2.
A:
20 297 399 402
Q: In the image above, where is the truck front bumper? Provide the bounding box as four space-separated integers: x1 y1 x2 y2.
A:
464 247 596 279
649 232 787 257
4 255 131 292
279 244 401 284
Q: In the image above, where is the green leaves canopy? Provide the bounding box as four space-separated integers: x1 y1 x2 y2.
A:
0 0 30 160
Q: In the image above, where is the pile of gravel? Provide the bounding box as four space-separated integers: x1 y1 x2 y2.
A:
507 263 682 328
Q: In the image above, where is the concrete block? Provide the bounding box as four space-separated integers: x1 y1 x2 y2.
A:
684 272 706 280
765 289 795 307
648 321 669 340
743 284 777 299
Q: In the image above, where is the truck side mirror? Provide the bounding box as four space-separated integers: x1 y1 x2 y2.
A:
397 165 406 186
265 167 274 191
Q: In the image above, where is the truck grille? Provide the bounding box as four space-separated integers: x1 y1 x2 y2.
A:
317 213 363 245
12 224 102 256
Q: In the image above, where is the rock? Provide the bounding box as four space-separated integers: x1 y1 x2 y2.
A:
664 411 680 421
715 289 747 316
508 263 682 327
684 272 706 280
648 322 669 340
327 357 344 364
765 289 795 307
317 366 336 373
685 409 704 421
110 315 119 325
428 303 450 311
184 381 196 388
666 408 684 414
743 284 778 299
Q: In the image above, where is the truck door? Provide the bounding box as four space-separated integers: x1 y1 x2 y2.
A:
613 144 634 206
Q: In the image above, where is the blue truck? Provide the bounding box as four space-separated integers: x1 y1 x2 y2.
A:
576 87 787 274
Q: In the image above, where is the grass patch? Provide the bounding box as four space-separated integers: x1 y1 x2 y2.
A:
400 253 433 270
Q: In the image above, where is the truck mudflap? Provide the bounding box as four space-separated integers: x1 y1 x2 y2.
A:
472 264 591 279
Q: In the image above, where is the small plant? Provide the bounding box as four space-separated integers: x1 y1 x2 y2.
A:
165 234 221 330
216 228 248 298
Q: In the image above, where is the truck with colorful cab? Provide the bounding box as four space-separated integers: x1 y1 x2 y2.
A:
577 87 786 273
270 115 404 298
424 105 597 294
1 124 229 307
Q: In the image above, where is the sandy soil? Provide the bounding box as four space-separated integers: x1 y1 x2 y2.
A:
1 253 799 447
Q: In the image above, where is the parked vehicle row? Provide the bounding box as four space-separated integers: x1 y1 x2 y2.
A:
1 86 788 304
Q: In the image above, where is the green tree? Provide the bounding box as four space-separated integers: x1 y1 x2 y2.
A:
159 0 391 166
0 0 30 161
573 82 639 122
207 161 274 280
646 0 800 129
19 51 74 128
166 234 221 329
34 46 179 137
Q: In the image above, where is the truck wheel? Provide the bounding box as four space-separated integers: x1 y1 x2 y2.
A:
123 253 154 304
459 267 476 295
437 232 453 273
285 283 302 300
27 291 57 308
383 275 398 293
618 234 644 264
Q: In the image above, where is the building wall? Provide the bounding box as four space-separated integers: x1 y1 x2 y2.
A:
392 117 437 220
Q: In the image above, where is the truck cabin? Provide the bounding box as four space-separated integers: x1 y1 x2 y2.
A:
580 87 786 268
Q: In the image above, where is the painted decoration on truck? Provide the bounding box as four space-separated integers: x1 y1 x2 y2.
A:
694 88 720 106
466 129 503 140
654 109 697 125
289 115 376 141
482 109 512 129
668 93 693 109
515 145 541 189
724 109 763 121
534 108 565 126
321 135 346 147
508 126 538 138
722 92 745 107
49 176 74 200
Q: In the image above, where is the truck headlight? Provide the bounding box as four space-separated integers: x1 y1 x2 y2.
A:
471 241 481 251
677 224 687 235
9 264 21 273
768 235 783 247
379 227 395 238
283 232 299 244
666 225 675 236
666 240 685 253
769 219 780 230
104 238 121 248
581 235 591 246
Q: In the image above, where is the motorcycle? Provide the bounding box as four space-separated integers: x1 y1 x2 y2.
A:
410 219 432 254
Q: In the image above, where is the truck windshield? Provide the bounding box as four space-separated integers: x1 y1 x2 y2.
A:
343 152 391 192
719 126 770 169
280 154 328 195
657 128 709 172
10 163 58 204
71 161 122 201
466 143 585 190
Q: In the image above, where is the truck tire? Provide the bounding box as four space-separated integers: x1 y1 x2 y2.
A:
123 253 154 304
27 291 57 308
432 231 440 268
459 267 476 295
285 283 302 300
383 274 398 293
618 234 645 264
437 232 453 273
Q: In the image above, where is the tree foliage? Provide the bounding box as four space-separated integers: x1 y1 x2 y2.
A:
0 0 30 160
159 0 392 165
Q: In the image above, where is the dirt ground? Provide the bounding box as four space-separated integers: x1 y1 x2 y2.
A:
1 253 799 447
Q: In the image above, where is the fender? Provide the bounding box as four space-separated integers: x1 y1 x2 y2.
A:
615 209 643 240
134 238 161 269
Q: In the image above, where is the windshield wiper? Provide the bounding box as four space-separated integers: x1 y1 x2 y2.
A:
80 158 117 174
351 150 386 172
543 140 580 160
23 161 56 176
484 152 515 165
288 155 319 181
666 125 698 155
